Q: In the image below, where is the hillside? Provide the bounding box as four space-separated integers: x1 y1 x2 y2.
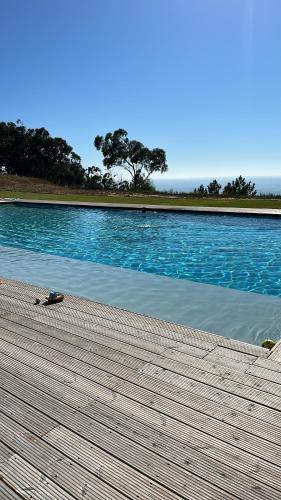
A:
0 175 88 194
1 175 281 209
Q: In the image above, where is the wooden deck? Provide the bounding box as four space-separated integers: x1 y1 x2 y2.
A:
0 278 281 499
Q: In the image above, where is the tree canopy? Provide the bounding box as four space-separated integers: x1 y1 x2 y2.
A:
193 184 207 196
207 179 221 196
222 176 256 197
84 166 122 190
0 121 84 186
94 128 168 190
194 176 256 198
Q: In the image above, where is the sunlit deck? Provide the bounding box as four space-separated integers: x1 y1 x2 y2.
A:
0 278 281 499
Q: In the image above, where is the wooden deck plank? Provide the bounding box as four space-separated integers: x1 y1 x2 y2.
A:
0 446 76 500
0 279 269 357
0 293 212 356
2 372 281 500
0 336 280 458
0 376 281 500
204 346 257 373
0 441 15 464
0 314 280 413
44 425 279 500
0 412 133 500
247 365 281 384
268 340 281 361
204 346 258 363
2 358 281 491
253 357 281 374
0 283 216 352
0 324 280 434
44 426 186 500
0 387 59 436
1 308 281 400
0 352 117 411
1 334 281 457
1 357 280 489
1 343 281 468
82 400 281 491
0 480 27 500
139 361 281 417
2 384 261 500
10 281 266 357
0 307 211 366
0 396 190 500
0 401 236 500
0 278 280 500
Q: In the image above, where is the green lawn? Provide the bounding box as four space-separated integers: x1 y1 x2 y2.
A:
1 190 281 208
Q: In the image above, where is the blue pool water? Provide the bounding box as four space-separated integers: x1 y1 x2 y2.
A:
1 203 281 297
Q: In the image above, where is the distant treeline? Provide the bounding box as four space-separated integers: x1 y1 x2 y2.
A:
193 177 257 198
0 121 258 197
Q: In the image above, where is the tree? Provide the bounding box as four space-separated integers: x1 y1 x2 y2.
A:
84 166 104 189
194 184 207 196
207 179 221 196
94 128 168 190
0 121 85 186
222 176 256 197
84 165 131 190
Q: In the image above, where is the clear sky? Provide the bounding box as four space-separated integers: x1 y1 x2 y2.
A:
1 0 281 179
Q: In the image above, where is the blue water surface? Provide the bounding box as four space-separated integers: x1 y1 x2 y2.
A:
1 203 281 297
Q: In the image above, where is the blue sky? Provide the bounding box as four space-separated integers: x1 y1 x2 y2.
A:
1 0 281 179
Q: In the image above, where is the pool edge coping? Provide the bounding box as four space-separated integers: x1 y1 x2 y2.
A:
3 198 281 217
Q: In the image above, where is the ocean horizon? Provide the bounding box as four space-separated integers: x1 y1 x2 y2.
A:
153 176 281 195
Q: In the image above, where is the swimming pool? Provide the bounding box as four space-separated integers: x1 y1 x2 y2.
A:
1 202 281 297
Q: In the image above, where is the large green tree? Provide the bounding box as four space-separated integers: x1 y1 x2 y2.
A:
94 128 168 190
0 121 84 186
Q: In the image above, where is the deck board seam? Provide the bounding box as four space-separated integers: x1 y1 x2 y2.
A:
2 359 281 497
1 367 281 500
1 307 280 402
0 415 132 500
1 377 281 500
0 403 242 500
0 307 279 401
0 320 280 418
1 341 281 454
1 332 281 437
